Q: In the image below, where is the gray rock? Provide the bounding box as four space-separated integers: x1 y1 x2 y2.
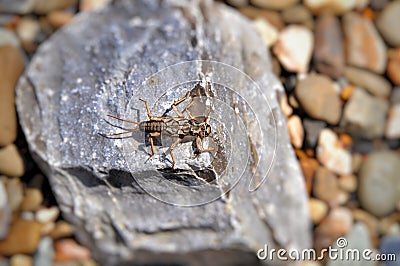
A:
379 235 400 266
376 0 400 47
16 0 310 265
341 88 388 139
343 66 391 98
358 150 400 217
326 222 374 266
0 0 76 14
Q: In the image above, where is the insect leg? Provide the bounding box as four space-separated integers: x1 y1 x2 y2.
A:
139 98 152 119
106 114 140 124
169 137 182 169
145 136 156 162
170 91 190 118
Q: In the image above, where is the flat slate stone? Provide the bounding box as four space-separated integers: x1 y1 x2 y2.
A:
16 0 310 265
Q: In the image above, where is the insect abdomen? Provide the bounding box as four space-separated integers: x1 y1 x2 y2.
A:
140 121 165 132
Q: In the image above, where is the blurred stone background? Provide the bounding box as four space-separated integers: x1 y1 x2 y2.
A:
0 0 399 265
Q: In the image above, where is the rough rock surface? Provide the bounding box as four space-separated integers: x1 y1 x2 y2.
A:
16 0 310 265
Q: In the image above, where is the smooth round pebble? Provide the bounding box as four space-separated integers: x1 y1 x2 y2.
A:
313 167 341 204
20 188 43 212
239 6 284 30
338 174 357 193
36 207 60 224
0 145 25 177
343 12 387 74
250 0 299 10
305 0 369 15
287 115 304 148
50 221 74 239
313 14 344 79
79 0 110 11
54 239 91 262
0 45 25 147
252 18 278 47
10 254 32 266
358 150 400 217
343 66 391 98
295 74 342 124
46 10 74 29
5 177 23 212
316 129 352 176
387 48 400 86
273 25 313 73
0 219 42 255
352 208 379 245
314 207 353 252
309 198 328 224
341 88 388 139
386 104 400 139
34 237 54 266
281 5 314 28
376 0 400 47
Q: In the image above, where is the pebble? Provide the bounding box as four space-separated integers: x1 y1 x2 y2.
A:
5 177 23 212
316 128 352 176
281 5 314 28
36 207 60 224
273 25 313 73
79 0 110 11
343 66 391 98
54 239 91 262
41 222 56 236
34 237 54 266
252 18 278 47
303 119 326 148
20 188 43 212
313 14 344 79
15 17 41 52
305 0 369 15
250 0 299 10
0 180 10 240
46 11 74 29
326 222 374 266
239 6 284 30
343 12 387 74
0 145 25 177
309 198 328 224
10 254 32 266
338 174 357 193
341 88 388 139
295 74 342 124
352 208 379 246
226 0 248 7
0 45 25 147
314 207 353 253
391 87 400 105
313 166 341 204
358 150 400 217
33 0 77 14
376 0 400 47
0 219 42 255
351 153 362 173
299 157 319 193
0 29 20 47
279 92 292 117
370 0 391 11
387 48 400 86
49 221 74 239
386 104 400 139
379 235 400 266
287 115 304 148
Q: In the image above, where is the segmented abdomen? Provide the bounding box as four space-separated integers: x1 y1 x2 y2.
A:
139 121 166 132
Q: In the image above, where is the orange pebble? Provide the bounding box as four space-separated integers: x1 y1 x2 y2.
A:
341 85 355 101
54 239 91 262
362 7 375 20
339 133 353 148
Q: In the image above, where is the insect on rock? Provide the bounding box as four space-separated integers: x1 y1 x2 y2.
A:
100 82 216 169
